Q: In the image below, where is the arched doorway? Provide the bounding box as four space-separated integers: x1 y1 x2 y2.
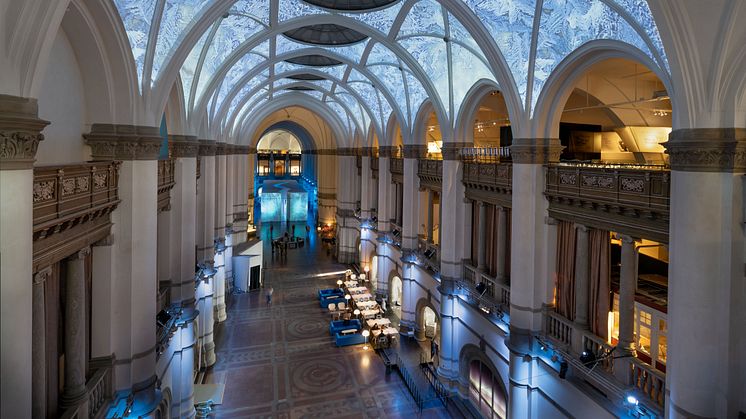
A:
468 359 507 419
422 306 438 340
389 275 402 319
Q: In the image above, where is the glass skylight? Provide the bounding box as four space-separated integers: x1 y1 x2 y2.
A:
152 0 211 82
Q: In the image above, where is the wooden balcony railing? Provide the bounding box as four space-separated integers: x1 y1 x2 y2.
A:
158 158 175 212
417 159 442 190
32 162 121 271
389 157 403 176
462 162 512 207
460 146 511 163
371 156 379 179
545 163 670 241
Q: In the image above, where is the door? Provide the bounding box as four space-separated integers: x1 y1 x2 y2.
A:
249 265 261 291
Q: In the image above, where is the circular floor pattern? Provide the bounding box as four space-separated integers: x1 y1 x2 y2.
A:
291 358 349 394
286 317 328 339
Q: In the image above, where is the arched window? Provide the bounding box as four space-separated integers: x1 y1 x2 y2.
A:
469 359 506 419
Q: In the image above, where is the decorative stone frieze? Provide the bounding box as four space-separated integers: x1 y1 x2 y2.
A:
360 147 375 157
84 124 162 161
510 138 563 164
664 128 746 172
169 135 199 158
402 144 427 159
441 142 473 160
378 146 397 158
318 192 337 200
336 147 357 156
215 142 227 155
198 139 216 156
336 208 355 218
0 94 50 170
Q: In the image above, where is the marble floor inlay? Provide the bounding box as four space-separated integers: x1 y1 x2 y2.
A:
206 224 450 418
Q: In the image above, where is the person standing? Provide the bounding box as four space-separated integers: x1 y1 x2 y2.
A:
266 287 274 305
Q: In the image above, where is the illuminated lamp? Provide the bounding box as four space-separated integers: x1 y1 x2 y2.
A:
579 350 597 368
362 329 370 350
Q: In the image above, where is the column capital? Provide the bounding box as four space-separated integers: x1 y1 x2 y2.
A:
574 223 590 233
0 94 50 170
33 266 53 285
360 147 375 156
664 128 746 172
84 124 162 160
510 138 563 164
198 139 216 156
378 146 397 158
618 234 637 245
402 144 427 159
169 135 199 158
441 142 473 160
68 247 91 260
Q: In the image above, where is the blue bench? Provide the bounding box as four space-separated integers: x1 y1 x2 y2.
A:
329 319 361 335
334 331 366 347
319 288 345 307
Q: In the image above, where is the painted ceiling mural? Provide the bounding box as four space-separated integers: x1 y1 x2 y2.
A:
113 0 668 139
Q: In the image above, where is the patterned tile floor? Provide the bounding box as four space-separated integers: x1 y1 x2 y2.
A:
206 222 450 418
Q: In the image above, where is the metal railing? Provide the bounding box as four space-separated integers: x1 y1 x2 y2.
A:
460 146 511 163
394 353 425 412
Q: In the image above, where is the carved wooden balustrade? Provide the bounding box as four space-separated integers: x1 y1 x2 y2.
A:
389 157 403 182
417 159 442 190
157 158 176 212
32 162 121 271
462 162 512 207
371 156 379 179
545 164 670 242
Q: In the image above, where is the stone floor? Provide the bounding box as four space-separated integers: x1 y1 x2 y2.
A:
206 222 451 418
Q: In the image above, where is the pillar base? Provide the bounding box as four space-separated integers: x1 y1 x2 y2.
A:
60 386 88 409
215 303 227 323
202 342 216 367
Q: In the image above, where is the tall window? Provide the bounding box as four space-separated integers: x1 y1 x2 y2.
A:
469 360 506 419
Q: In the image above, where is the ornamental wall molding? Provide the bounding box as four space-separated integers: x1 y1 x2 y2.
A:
378 146 397 158
336 147 357 156
360 147 375 157
169 135 199 158
198 139 216 156
441 142 473 160
215 142 227 155
84 124 162 161
510 138 563 164
402 144 427 159
664 128 746 173
0 94 50 170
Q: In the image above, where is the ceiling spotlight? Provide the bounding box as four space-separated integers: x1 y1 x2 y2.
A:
626 395 639 406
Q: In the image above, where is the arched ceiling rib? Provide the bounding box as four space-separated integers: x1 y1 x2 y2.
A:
113 0 670 140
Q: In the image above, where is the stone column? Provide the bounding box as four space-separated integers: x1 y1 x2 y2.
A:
169 136 199 304
663 129 745 418
435 142 471 384
32 267 51 419
85 124 162 409
506 138 562 417
402 145 426 250
614 234 637 383
213 143 228 323
61 247 90 412
0 94 48 419
495 206 508 283
573 224 590 329
197 140 216 367
477 201 488 272
336 148 358 264
360 149 372 219
223 144 234 308
426 189 434 243
395 182 403 226
375 147 395 297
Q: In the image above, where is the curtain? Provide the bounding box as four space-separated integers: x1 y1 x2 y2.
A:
555 221 576 319
504 208 511 280
589 229 611 338
485 205 497 276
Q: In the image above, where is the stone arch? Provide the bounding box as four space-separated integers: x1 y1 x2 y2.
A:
411 100 439 146
415 296 440 342
164 79 188 136
532 40 675 139
458 343 508 413
453 79 505 146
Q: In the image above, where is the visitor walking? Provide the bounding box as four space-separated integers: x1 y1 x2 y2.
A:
266 287 274 305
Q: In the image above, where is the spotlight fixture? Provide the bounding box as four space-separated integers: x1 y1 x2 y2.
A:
626 395 639 406
579 350 597 368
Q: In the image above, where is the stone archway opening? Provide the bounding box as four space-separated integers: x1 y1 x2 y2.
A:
389 275 402 319
468 359 507 419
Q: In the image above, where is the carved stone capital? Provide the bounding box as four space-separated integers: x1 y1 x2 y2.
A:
84 124 162 161
664 128 746 173
510 138 563 164
360 147 375 157
378 146 397 158
33 266 53 285
198 139 216 156
69 246 91 260
402 144 427 159
441 142 473 160
0 95 50 170
169 135 199 158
